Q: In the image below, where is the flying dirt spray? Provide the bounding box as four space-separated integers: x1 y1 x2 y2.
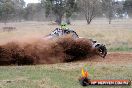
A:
0 37 104 65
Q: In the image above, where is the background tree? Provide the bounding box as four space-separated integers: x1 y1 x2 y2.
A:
123 0 132 17
65 0 78 24
0 1 3 20
24 3 38 20
41 0 77 24
0 0 15 24
12 0 25 22
101 0 116 24
79 0 101 24
24 3 43 21
114 1 124 19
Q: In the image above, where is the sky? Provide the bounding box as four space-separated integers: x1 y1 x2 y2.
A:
24 0 40 4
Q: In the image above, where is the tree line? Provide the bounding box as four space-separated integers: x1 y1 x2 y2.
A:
0 0 132 24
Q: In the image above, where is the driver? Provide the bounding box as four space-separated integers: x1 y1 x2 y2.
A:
61 22 72 35
50 22 79 38
61 23 67 30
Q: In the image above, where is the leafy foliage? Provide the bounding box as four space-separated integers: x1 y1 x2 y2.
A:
101 0 116 24
41 0 78 24
0 0 25 23
124 0 132 17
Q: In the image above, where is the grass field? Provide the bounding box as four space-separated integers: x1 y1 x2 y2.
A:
0 62 131 88
0 19 132 51
0 19 132 88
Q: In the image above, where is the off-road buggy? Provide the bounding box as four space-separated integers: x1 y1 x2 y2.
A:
44 28 107 58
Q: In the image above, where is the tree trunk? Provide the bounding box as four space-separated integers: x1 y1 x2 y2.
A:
85 13 92 25
109 20 111 24
66 17 71 25
108 17 112 24
86 17 91 24
55 15 62 25
87 19 91 24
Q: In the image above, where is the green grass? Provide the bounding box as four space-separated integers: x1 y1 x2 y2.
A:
0 63 131 88
109 46 132 52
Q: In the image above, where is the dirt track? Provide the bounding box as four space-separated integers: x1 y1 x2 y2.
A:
83 52 132 64
104 52 132 64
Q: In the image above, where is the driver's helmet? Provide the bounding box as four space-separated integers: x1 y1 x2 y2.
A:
61 23 67 30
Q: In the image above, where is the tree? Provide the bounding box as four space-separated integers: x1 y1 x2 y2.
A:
124 0 132 17
24 3 42 21
102 0 116 24
1 0 14 24
0 0 15 24
12 0 25 22
79 0 101 24
65 0 78 24
114 1 124 19
0 1 3 19
0 0 25 23
41 0 77 24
